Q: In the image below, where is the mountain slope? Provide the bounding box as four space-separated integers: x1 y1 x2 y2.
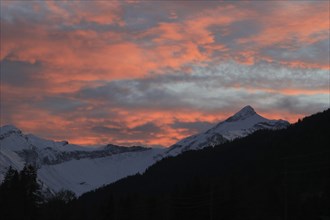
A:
164 105 289 157
0 106 289 195
72 109 330 220
0 126 164 195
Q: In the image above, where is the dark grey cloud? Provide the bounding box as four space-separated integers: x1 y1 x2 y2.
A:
270 95 329 116
262 38 330 66
91 126 122 135
36 96 87 114
83 108 118 120
1 2 48 24
210 19 262 47
59 19 123 32
171 121 215 133
77 79 189 110
122 0 227 31
1 59 44 86
131 122 161 134
90 122 163 144
123 2 175 32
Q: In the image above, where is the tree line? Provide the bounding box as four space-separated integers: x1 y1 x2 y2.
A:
0 165 76 220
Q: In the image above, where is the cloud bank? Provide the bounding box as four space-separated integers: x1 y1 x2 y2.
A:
1 1 329 146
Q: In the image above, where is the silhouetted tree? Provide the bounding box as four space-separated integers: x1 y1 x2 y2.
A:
0 165 42 220
0 166 20 219
52 189 76 204
39 189 76 220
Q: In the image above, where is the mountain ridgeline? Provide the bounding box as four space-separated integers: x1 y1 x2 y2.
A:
163 105 289 157
0 106 289 196
0 126 162 195
69 109 330 220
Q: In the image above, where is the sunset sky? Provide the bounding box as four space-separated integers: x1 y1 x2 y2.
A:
1 1 329 147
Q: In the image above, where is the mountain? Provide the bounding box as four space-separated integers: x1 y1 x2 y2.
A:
70 109 330 220
0 125 164 195
164 105 289 157
0 106 289 195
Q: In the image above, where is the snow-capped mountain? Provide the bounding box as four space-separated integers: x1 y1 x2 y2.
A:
163 106 289 157
0 106 289 196
0 125 164 195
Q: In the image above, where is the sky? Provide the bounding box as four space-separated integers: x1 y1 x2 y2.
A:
0 0 329 147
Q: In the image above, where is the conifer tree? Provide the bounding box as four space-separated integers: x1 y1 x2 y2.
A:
21 165 43 219
0 165 42 220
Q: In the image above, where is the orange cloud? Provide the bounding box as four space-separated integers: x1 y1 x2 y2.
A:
235 2 329 68
1 1 328 147
251 2 329 46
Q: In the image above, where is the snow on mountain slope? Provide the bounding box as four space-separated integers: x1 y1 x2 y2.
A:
0 125 165 195
163 106 289 157
38 148 163 196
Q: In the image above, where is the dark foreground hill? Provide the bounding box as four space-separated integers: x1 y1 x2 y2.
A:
66 109 330 220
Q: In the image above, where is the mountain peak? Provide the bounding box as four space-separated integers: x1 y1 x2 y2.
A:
226 105 257 122
237 105 256 115
0 125 22 136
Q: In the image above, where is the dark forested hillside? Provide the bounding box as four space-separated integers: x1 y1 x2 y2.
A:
53 109 330 219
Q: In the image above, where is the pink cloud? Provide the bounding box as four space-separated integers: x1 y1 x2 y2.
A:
1 1 328 146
